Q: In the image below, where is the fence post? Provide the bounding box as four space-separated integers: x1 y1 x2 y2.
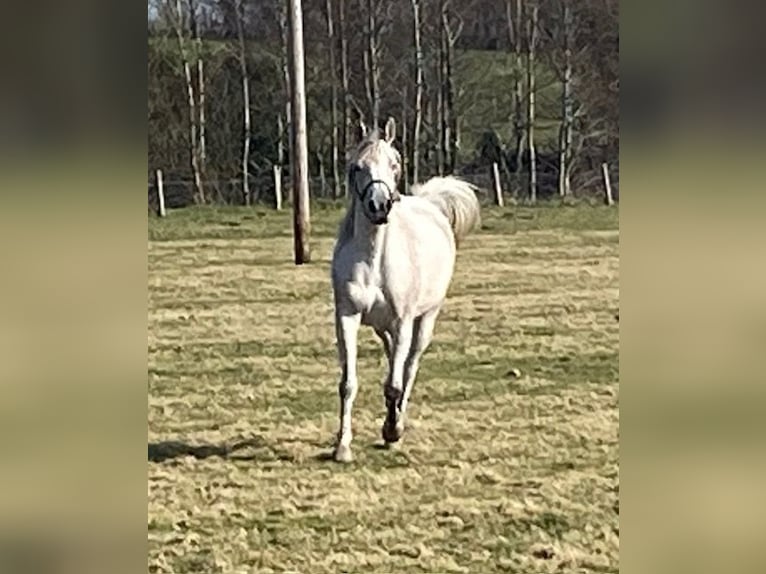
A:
156 169 166 217
274 165 283 210
601 162 614 206
492 162 504 207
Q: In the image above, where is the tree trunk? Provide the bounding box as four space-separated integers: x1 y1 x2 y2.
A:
364 0 380 128
410 0 423 185
508 0 525 192
318 150 327 196
338 0 350 196
563 3 574 198
286 0 311 264
438 0 448 175
172 0 204 204
558 0 573 197
234 0 251 205
442 4 459 175
401 85 409 194
430 94 439 174
197 60 207 190
325 0 341 199
277 112 284 167
189 0 207 198
526 4 538 203
363 44 371 123
370 0 380 129
279 3 294 186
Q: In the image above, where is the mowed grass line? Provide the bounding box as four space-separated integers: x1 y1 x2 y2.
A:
148 202 619 574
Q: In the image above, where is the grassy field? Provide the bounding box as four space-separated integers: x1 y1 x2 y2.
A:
148 201 619 573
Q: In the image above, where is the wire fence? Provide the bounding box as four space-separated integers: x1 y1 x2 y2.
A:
147 163 617 212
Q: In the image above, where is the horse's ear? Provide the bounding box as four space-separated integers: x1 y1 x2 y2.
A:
355 118 368 143
384 117 396 143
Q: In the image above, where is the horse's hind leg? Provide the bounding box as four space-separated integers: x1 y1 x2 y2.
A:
383 309 439 443
382 317 415 444
375 327 393 391
333 312 361 463
400 308 439 420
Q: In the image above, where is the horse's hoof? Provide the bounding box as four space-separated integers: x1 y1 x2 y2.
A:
333 444 353 463
381 421 404 444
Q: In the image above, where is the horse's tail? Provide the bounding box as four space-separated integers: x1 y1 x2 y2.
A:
411 176 481 247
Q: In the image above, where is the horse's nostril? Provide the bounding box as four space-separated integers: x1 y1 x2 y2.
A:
368 199 376 213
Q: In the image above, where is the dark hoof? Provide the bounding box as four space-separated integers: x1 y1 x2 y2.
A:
381 420 404 444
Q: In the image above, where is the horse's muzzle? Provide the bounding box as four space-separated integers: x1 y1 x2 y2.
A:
367 197 392 225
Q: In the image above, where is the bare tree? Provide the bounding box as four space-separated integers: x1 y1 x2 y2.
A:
286 0 311 264
542 0 615 197
410 0 424 184
400 85 409 193
557 0 573 197
188 0 207 194
435 0 446 175
278 1 294 186
324 0 341 198
146 0 617 206
168 0 205 204
363 0 380 127
361 0 393 129
441 2 462 174
232 0 251 205
526 2 539 203
506 0 525 192
338 0 351 196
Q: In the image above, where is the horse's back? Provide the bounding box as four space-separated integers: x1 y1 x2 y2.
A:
382 198 457 314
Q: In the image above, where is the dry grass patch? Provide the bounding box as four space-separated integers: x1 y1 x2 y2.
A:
149 203 619 573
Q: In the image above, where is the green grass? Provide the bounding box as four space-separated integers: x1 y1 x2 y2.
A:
148 203 619 573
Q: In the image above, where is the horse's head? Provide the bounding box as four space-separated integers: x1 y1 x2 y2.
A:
348 117 402 225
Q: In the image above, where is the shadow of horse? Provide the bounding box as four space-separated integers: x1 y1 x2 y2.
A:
149 434 405 465
148 436 296 463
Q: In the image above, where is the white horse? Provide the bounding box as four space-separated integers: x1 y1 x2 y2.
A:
330 117 481 462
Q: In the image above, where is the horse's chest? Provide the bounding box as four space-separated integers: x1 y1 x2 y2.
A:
347 281 391 325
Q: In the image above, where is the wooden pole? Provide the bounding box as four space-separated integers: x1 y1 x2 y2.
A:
274 165 283 211
156 169 166 217
492 162 504 207
602 162 614 206
287 0 311 264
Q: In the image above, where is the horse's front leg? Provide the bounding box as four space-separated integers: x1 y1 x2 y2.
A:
334 311 361 463
382 317 414 444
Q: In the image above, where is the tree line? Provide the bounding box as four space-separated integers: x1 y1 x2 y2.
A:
148 0 618 206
